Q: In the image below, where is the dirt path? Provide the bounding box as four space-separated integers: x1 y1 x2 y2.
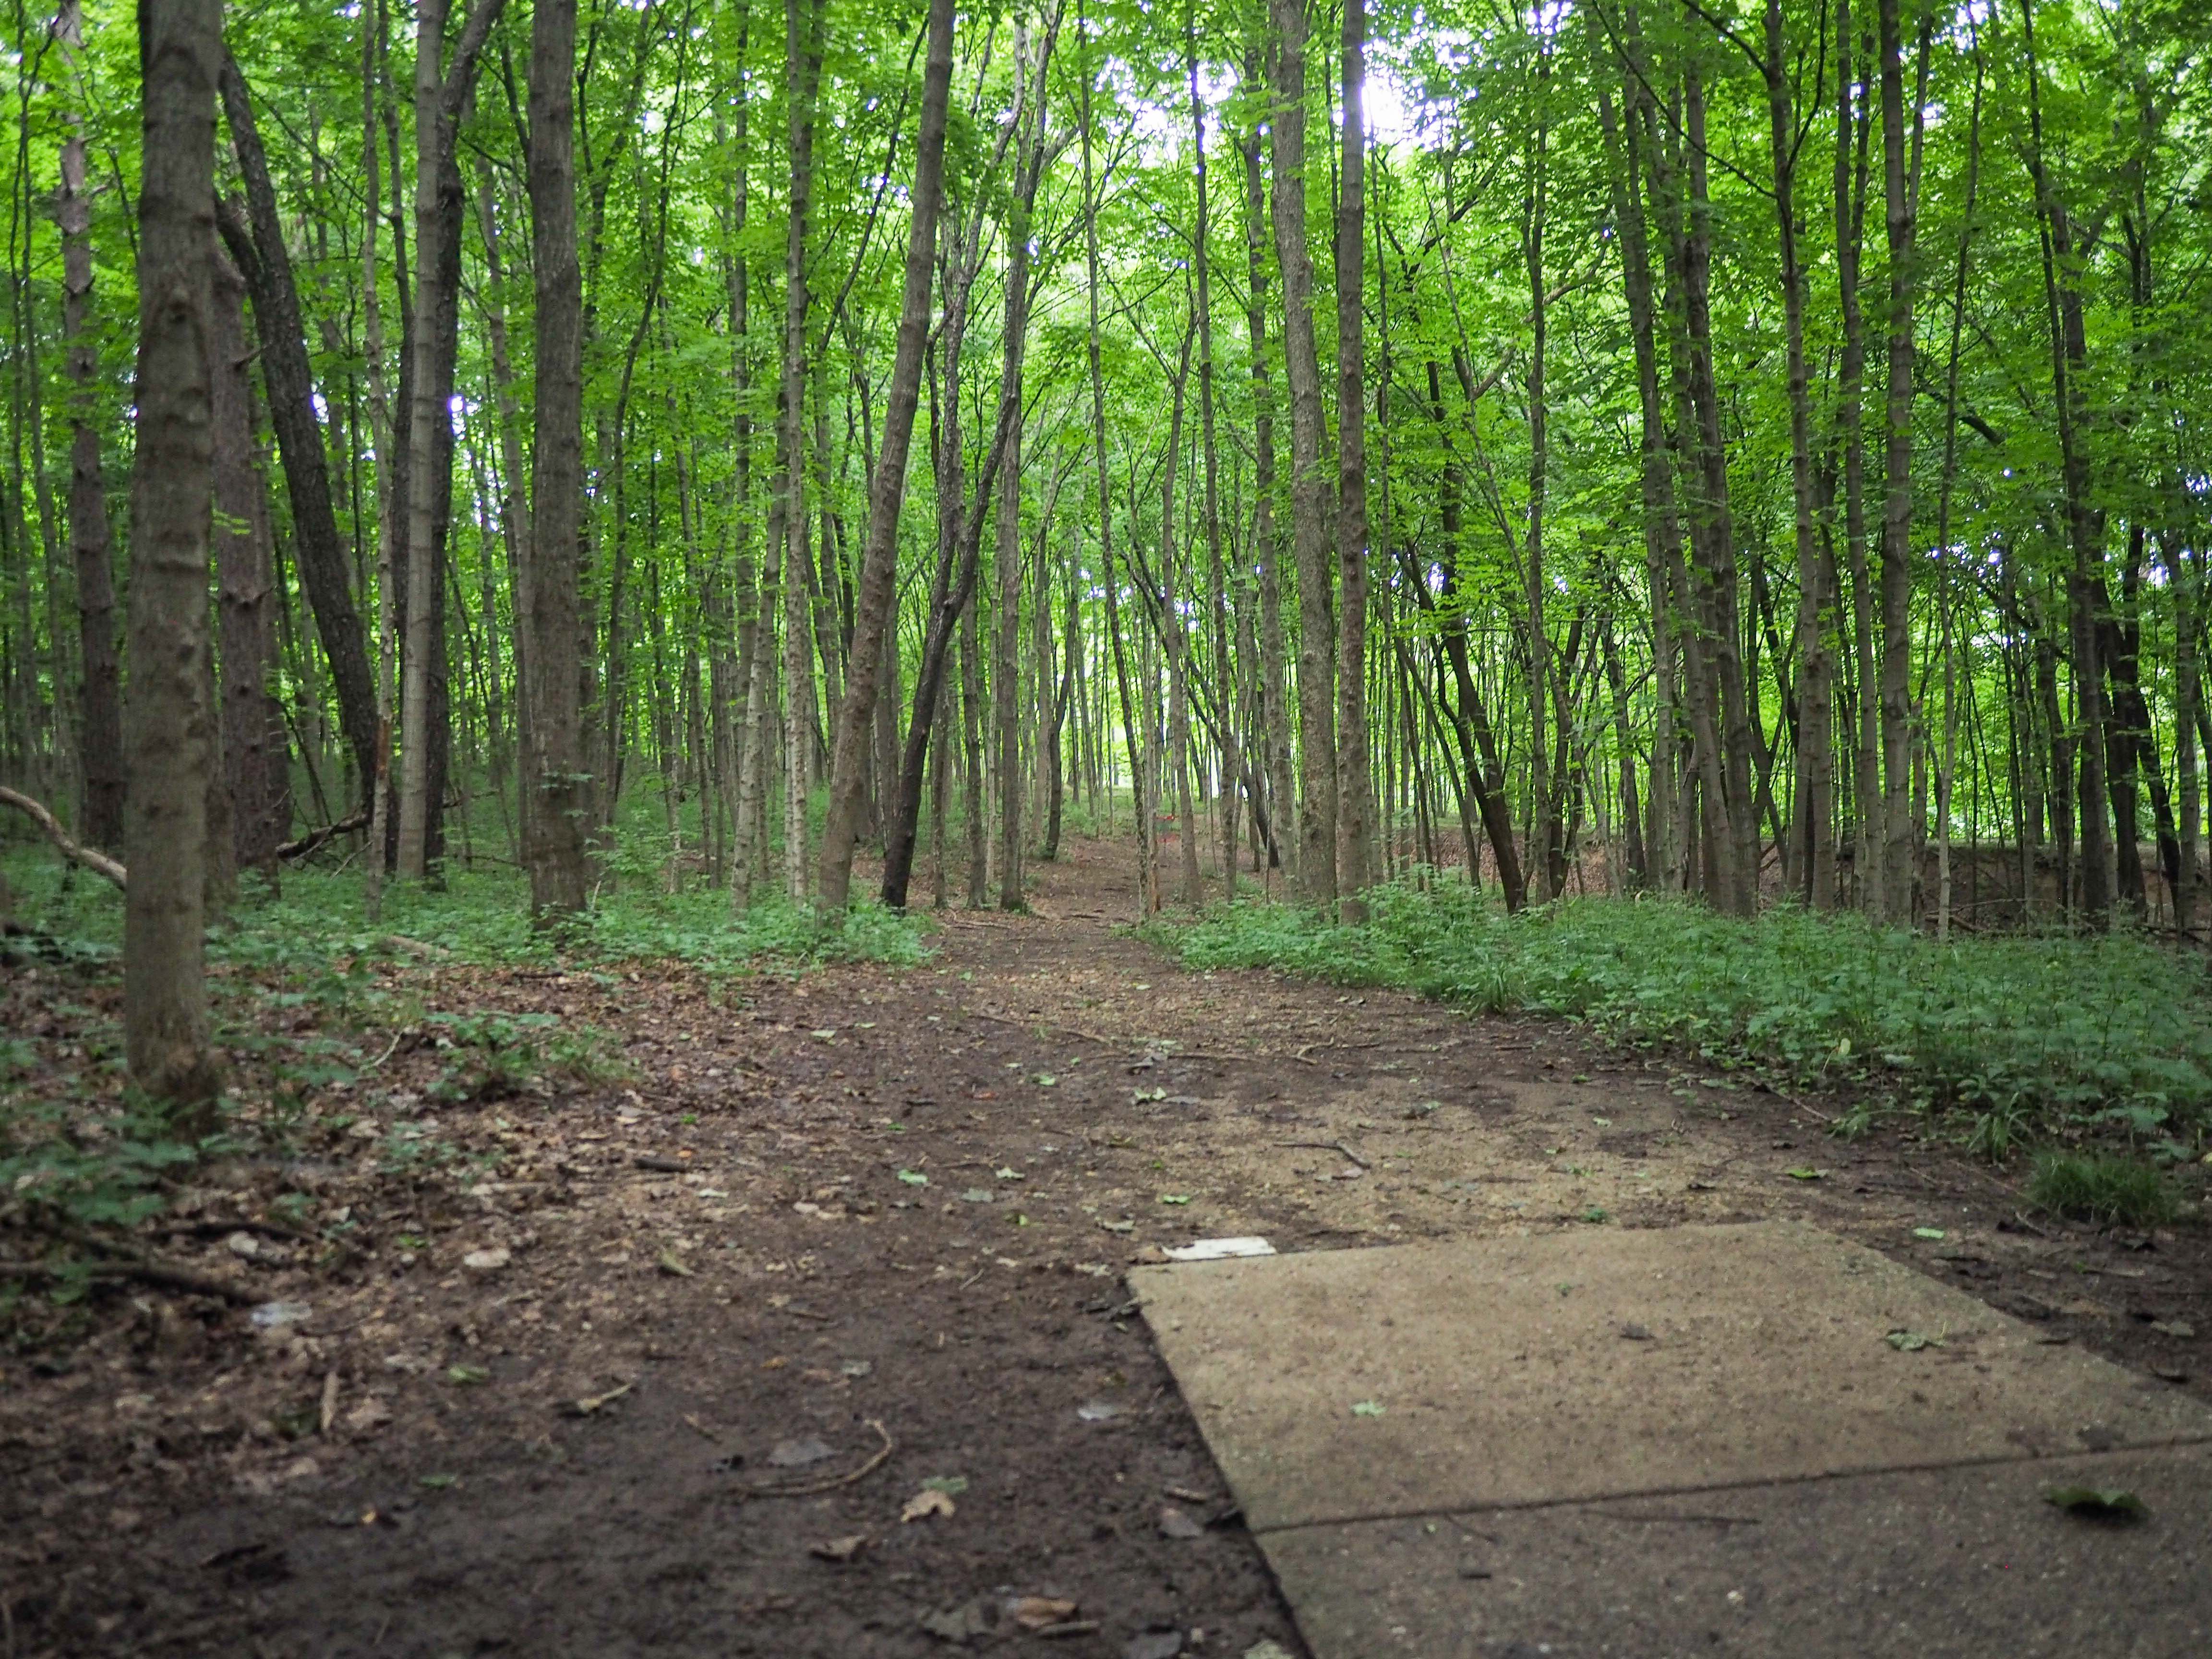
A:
5 837 2206 1657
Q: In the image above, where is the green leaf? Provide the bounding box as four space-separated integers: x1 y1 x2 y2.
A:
897 1169 928 1186
1784 1166 1824 1181
446 1364 490 1385
1912 1227 1947 1240
921 1474 969 1495
1157 1193 1192 1205
1351 1399 1385 1418
1884 1329 1943 1352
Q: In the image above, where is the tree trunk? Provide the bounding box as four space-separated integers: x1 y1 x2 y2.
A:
815 0 956 911
1238 44 1294 882
126 0 222 1116
1268 0 1336 904
1761 0 1834 910
1874 0 1923 924
1333 0 1372 918
521 0 589 919
57 0 121 853
216 58 379 803
212 248 290 878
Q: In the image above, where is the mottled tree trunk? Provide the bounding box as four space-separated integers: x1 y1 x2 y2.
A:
126 0 223 1117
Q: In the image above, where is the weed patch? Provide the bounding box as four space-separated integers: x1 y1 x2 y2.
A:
2027 1153 2179 1227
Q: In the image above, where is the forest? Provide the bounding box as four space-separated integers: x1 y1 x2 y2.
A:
0 0 2208 1112
4 2 2212 1649
0 0 2203 960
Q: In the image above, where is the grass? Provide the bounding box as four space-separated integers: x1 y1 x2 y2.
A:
2027 1152 2179 1226
1163 878 2212 1154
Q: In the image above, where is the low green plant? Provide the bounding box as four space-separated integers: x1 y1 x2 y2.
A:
2026 1152 2178 1227
1163 881 2212 1146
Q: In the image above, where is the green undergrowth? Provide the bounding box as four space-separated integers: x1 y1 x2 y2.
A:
1164 880 2212 1160
1 845 926 1276
0 846 929 978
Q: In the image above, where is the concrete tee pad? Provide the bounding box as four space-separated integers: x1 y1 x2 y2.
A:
1262 1444 2212 1659
1129 1221 2212 1531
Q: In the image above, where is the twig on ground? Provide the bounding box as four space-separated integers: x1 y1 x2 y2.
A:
1587 1509 1761 1527
363 1031 407 1072
1276 1139 1370 1169
732 1419 895 1498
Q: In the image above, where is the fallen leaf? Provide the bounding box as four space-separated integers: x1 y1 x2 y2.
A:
417 1473 458 1490
1885 1329 1943 1352
807 1534 867 1563
1010 1596 1078 1630
1099 1219 1135 1234
1077 1402 1122 1422
557 1380 633 1418
445 1365 490 1386
656 1250 693 1277
917 1599 991 1640
1784 1167 1825 1181
1618 1322 1653 1342
1157 1193 1192 1206
2044 1485 2145 1519
921 1474 969 1494
996 1166 1025 1180
1351 1399 1385 1418
1157 1505 1204 1539
461 1247 510 1273
1912 1227 1948 1241
902 1488 957 1523
897 1169 929 1187
1243 1644 1296 1659
767 1437 835 1468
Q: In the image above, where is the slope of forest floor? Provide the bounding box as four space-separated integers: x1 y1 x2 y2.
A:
3 836 2209 1658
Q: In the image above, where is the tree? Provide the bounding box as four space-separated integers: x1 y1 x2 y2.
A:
522 0 590 920
124 0 223 1114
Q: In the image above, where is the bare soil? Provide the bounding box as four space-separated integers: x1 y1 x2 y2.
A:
3 835 2206 1658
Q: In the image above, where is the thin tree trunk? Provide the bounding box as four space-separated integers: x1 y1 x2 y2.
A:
816 0 956 911
521 0 589 918
1333 0 1372 917
1268 0 1335 904
56 0 120 852
212 248 289 878
1238 45 1294 882
216 58 379 803
1874 0 1923 923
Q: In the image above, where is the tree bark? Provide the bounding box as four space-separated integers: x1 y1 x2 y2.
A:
521 0 590 919
1874 0 1922 923
127 0 223 1117
212 248 290 878
1333 0 1372 917
815 0 957 910
56 0 121 854
216 58 378 803
1268 0 1336 904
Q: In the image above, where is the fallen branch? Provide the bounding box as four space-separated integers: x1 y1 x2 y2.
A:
276 807 370 863
0 786 127 890
0 1255 257 1304
732 1419 895 1498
